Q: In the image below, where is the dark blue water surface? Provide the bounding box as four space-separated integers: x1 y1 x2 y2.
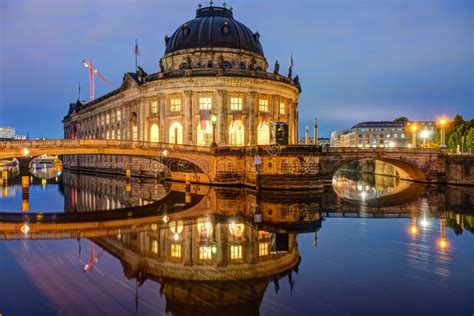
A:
0 171 473 315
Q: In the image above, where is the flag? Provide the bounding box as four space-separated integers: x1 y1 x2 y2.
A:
134 39 140 56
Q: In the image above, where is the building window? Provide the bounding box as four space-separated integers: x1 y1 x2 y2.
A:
106 113 110 124
96 117 100 127
170 98 181 112
150 123 159 142
150 101 158 114
230 245 242 260
116 110 121 122
257 122 270 145
111 129 115 139
259 242 269 257
230 97 242 111
117 129 121 140
101 115 105 126
106 130 110 139
199 246 212 260
171 244 181 258
151 240 158 254
199 97 212 110
197 121 212 146
229 120 245 146
279 102 286 115
259 99 269 112
169 122 183 144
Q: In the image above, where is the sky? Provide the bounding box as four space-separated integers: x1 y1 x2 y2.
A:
0 0 473 138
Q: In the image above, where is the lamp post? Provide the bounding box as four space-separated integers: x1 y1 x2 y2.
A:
410 123 418 148
210 112 218 149
420 129 431 148
438 118 448 149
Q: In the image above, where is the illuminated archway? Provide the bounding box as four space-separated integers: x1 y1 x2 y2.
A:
169 122 183 144
257 122 270 145
197 120 212 146
229 120 245 146
150 123 159 142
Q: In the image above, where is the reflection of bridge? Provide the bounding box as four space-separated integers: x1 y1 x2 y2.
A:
2 139 474 187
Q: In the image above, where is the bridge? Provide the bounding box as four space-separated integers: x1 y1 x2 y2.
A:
2 139 473 187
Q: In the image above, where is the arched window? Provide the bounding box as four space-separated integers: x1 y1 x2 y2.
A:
229 120 245 146
150 123 159 142
257 122 270 145
197 121 212 146
169 122 183 144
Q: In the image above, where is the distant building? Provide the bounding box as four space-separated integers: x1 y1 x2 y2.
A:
0 126 26 141
330 121 407 148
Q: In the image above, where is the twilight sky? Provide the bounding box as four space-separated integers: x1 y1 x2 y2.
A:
0 0 473 138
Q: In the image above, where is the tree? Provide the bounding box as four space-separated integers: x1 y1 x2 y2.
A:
394 117 409 126
466 128 474 152
447 132 460 150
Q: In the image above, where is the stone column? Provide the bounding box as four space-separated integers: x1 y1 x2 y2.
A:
217 90 227 145
159 94 166 143
183 224 193 266
289 100 295 144
272 95 279 122
184 90 193 144
248 91 257 145
314 118 319 145
216 223 227 267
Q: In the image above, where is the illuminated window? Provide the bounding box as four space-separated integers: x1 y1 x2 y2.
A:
197 121 212 146
279 102 286 114
257 122 270 145
170 98 181 112
106 130 110 139
230 245 242 260
150 123 159 142
229 120 245 146
117 129 121 140
169 122 183 144
111 129 115 139
116 110 121 122
199 246 212 260
151 101 158 114
171 244 181 258
259 99 269 112
106 113 110 124
101 115 105 126
151 240 158 254
199 97 212 110
230 97 242 111
96 117 100 127
259 242 269 257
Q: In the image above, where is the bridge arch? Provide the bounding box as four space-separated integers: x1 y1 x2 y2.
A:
327 157 427 182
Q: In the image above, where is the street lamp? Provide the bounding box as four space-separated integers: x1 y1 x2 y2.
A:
420 129 431 148
437 117 448 149
409 123 418 148
210 113 218 149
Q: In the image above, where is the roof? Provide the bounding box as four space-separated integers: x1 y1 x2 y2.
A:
351 121 406 129
164 5 264 57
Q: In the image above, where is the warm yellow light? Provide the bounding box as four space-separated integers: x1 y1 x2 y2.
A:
410 225 418 235
20 223 30 235
439 238 447 249
438 118 447 127
410 124 418 132
22 148 30 156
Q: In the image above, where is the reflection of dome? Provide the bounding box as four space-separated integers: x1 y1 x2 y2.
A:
164 6 264 57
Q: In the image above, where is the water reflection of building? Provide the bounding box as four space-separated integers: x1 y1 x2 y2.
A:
95 217 300 314
63 172 170 212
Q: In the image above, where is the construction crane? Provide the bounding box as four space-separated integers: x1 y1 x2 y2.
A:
82 58 113 102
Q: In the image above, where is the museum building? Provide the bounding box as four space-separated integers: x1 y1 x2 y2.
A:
63 3 301 147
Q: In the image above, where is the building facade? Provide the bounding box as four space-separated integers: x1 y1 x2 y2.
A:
63 5 300 147
330 121 407 148
0 126 26 141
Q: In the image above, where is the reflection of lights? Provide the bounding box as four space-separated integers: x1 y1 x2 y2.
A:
420 218 429 228
20 223 30 235
439 238 447 249
357 184 363 191
360 191 367 200
410 225 418 235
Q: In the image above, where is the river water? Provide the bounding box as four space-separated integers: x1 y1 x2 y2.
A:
0 169 473 315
